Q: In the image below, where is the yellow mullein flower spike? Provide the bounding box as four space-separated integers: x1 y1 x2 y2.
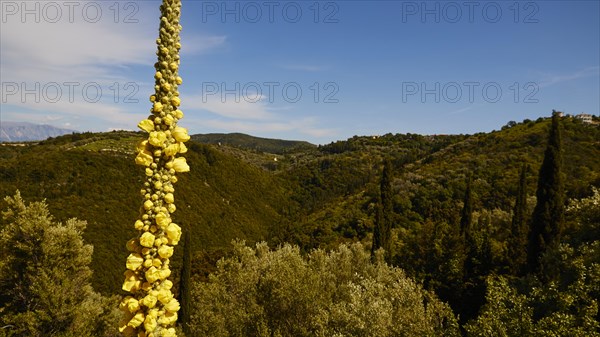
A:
123 0 187 334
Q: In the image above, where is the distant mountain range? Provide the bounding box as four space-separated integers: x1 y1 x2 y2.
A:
0 121 75 142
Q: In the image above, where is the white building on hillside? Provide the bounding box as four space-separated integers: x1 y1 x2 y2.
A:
575 113 593 124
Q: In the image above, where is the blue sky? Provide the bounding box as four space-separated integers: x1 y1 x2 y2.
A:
1 0 598 143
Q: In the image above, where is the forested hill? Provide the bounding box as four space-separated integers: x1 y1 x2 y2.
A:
191 132 316 154
0 131 290 294
280 117 599 249
0 116 598 296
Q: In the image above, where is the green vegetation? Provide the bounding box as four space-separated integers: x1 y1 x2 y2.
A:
528 111 565 275
0 192 119 336
1 114 599 334
189 241 459 337
0 131 289 295
191 132 315 155
371 158 394 262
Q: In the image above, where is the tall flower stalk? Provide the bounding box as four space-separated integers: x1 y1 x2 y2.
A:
120 0 189 336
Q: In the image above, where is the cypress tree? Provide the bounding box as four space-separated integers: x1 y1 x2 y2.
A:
527 111 564 274
460 176 473 236
509 164 529 275
459 176 490 324
371 159 393 262
179 227 192 335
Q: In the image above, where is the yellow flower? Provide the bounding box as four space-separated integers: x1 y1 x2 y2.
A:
138 119 155 133
159 268 171 280
172 126 190 142
140 232 156 248
169 62 178 71
126 253 144 271
137 140 149 152
145 266 161 283
167 203 176 213
141 294 158 308
143 316 157 333
128 312 145 328
162 280 173 290
164 193 174 204
157 289 172 304
174 109 184 119
149 131 167 147
145 168 153 177
176 76 183 85
164 143 179 157
166 223 182 244
143 200 154 210
171 96 181 107
162 328 177 337
120 296 140 312
159 312 178 326
135 150 153 167
135 220 144 230
179 142 187 154
122 270 141 292
164 298 180 313
172 157 189 172
156 212 170 229
158 245 174 259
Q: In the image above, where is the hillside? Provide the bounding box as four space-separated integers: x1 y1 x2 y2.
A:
273 117 600 250
0 131 290 294
1 117 599 296
191 132 316 154
0 121 75 142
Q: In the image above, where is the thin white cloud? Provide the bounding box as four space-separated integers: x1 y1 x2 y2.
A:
538 66 600 88
182 35 227 55
0 0 226 131
184 92 275 120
